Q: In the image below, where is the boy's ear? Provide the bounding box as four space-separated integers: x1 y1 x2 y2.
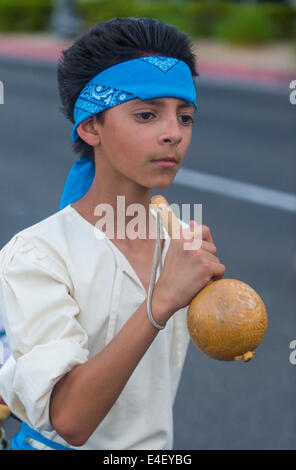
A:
77 117 101 146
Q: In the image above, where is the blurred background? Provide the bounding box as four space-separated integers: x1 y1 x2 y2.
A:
0 0 295 451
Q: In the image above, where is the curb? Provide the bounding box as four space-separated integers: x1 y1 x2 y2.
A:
0 37 294 91
199 62 295 87
0 36 71 62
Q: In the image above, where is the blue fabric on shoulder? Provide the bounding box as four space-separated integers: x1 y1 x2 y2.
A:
59 155 95 210
9 422 74 450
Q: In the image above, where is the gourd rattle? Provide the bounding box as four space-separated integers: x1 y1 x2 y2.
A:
150 195 268 362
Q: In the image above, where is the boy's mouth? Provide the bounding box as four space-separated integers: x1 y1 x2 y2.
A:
152 157 178 168
152 156 178 163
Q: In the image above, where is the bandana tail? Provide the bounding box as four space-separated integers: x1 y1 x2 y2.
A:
59 156 95 210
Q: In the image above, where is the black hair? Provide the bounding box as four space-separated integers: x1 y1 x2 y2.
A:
57 17 198 163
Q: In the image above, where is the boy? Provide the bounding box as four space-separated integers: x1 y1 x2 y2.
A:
0 17 225 450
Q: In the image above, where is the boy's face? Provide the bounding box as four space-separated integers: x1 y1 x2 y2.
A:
92 96 194 189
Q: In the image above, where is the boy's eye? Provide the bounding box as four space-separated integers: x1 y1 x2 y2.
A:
135 112 154 120
135 112 194 124
180 115 194 124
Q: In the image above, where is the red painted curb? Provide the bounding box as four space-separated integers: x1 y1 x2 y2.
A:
199 62 295 85
0 38 70 61
0 38 294 86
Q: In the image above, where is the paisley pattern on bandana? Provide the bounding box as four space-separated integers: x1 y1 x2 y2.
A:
140 56 179 73
75 85 135 114
71 55 197 142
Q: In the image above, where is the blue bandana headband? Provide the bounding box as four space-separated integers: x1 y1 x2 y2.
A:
59 56 197 210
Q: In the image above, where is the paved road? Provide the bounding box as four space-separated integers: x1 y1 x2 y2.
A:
0 58 295 450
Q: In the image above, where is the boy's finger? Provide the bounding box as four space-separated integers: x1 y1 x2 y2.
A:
188 221 214 244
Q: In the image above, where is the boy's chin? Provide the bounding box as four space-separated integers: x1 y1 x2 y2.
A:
154 181 174 189
150 175 178 189
144 171 179 188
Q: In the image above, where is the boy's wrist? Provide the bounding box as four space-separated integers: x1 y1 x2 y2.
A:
150 284 175 326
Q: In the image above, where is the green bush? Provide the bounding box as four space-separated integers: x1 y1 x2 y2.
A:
0 0 295 46
0 0 52 32
78 0 196 37
77 0 135 24
213 5 278 46
188 1 231 37
133 1 196 37
262 3 296 39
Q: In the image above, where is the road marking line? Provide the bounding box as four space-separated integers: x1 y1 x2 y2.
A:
0 80 3 104
174 168 296 213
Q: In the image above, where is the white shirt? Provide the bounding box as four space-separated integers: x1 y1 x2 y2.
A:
0 204 190 450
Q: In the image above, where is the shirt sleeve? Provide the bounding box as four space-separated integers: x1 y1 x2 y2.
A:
0 234 89 432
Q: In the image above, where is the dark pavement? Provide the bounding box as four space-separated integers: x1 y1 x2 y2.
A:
0 57 295 450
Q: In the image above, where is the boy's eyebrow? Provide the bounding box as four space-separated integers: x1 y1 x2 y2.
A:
130 98 193 110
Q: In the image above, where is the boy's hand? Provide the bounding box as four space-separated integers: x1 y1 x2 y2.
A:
154 222 226 317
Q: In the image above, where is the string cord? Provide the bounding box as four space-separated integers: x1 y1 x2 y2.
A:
147 207 165 330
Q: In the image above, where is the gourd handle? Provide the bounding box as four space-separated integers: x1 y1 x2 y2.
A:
150 195 214 287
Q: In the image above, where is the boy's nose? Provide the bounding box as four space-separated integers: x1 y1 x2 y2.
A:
159 119 183 145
